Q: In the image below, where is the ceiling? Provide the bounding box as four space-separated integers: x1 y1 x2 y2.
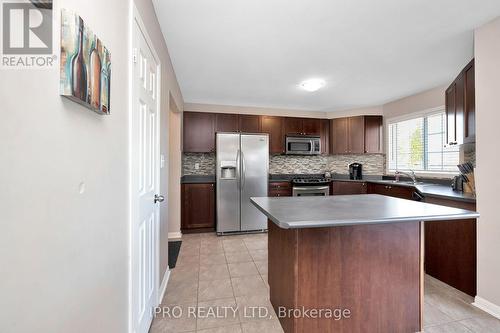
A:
153 0 500 112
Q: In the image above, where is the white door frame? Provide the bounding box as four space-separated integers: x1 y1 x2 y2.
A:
129 4 162 333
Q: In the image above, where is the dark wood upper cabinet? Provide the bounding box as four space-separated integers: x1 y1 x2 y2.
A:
446 83 457 145
364 116 383 153
215 113 239 133
284 117 321 136
330 117 349 154
330 116 383 154
261 116 285 154
239 114 261 133
464 60 475 143
183 112 215 153
284 117 303 135
320 119 330 154
302 118 321 136
181 183 215 231
348 116 365 154
446 58 475 145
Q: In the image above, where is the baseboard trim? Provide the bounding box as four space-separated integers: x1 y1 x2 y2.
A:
158 267 170 305
473 296 500 319
168 231 182 240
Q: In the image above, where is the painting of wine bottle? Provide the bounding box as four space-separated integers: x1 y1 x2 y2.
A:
60 9 111 115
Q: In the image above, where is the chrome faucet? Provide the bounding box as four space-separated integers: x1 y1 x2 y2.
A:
395 170 417 184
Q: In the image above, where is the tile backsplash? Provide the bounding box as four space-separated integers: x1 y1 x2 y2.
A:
183 153 385 176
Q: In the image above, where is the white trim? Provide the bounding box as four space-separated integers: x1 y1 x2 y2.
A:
473 296 500 319
168 232 182 240
158 267 171 305
384 105 460 177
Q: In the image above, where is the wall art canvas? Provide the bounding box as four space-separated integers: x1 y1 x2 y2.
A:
60 9 111 114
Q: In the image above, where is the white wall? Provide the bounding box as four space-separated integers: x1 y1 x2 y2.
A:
0 1 129 332
185 102 327 118
0 0 184 332
474 16 500 314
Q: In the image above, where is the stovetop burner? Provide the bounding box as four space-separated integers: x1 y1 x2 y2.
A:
292 177 330 186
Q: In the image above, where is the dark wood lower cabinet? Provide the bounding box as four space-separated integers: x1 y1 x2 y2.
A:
424 197 477 296
269 181 291 197
330 181 367 195
367 183 414 200
181 183 215 233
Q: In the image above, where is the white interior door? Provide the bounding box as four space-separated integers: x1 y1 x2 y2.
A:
132 14 161 333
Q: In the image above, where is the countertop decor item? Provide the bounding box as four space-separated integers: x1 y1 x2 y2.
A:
457 162 476 196
60 9 111 114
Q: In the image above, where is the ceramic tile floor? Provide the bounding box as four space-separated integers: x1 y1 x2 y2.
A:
150 232 500 333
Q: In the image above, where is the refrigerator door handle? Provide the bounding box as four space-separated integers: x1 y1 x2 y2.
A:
241 150 246 189
236 149 241 190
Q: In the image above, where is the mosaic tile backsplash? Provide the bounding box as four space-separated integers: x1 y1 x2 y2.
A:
183 153 385 176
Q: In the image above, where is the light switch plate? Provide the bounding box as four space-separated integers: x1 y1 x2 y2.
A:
160 155 165 168
195 163 200 170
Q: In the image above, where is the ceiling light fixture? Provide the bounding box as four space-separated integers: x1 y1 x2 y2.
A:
299 78 326 92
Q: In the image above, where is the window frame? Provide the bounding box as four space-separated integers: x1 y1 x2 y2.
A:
385 106 460 179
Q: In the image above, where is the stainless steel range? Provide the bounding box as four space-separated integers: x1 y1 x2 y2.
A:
292 176 330 196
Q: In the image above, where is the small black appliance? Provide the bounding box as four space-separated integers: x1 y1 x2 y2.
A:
349 163 363 180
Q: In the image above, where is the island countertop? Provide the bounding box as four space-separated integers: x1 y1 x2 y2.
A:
250 194 479 229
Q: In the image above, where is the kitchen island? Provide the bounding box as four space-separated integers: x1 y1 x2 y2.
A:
251 194 479 333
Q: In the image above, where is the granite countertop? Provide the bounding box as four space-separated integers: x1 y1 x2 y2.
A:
182 173 476 203
251 194 480 229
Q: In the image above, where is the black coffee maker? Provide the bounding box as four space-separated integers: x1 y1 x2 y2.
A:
349 163 363 180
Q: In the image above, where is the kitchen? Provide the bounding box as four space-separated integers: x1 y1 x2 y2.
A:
173 65 482 331
153 1 500 332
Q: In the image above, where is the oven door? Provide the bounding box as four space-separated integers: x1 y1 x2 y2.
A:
286 137 318 155
292 185 330 196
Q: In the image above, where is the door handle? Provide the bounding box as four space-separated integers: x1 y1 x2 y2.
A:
236 149 241 190
154 194 164 203
241 151 246 189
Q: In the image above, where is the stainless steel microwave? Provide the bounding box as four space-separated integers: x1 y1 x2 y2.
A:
285 136 321 155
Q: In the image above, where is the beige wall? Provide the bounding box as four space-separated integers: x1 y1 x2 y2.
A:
474 16 500 312
0 1 129 332
383 85 447 119
185 102 327 118
134 0 184 278
168 98 182 239
326 106 383 119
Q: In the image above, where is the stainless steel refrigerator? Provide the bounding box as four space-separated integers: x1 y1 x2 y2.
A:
216 132 269 234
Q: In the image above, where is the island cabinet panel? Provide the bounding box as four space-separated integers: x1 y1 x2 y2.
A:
330 181 367 195
268 221 422 333
269 181 292 197
424 197 477 296
367 183 414 200
181 183 215 232
364 116 383 153
261 116 285 154
183 112 215 152
215 113 239 133
239 114 261 133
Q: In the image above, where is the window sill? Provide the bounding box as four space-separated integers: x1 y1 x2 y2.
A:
386 170 458 179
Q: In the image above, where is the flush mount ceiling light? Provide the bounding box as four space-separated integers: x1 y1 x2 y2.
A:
299 78 326 92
